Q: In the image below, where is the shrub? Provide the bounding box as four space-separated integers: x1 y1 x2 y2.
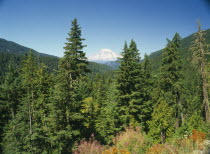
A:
147 129 206 154
113 127 149 154
73 134 106 154
102 147 130 154
189 130 205 144
146 144 177 154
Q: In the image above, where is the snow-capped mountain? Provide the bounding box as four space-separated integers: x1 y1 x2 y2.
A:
88 49 121 63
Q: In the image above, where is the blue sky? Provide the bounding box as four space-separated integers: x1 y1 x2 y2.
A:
0 0 210 57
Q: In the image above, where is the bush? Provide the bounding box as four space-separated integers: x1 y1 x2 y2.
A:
189 130 205 144
102 147 130 154
113 127 150 154
73 134 106 154
146 144 177 154
147 129 206 154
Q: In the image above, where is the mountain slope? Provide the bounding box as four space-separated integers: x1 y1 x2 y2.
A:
0 38 55 57
105 61 120 69
149 29 210 73
0 39 114 78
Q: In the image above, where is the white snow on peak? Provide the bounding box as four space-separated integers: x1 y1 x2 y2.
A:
88 49 121 63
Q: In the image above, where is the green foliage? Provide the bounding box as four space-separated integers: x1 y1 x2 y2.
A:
158 33 182 102
94 75 119 144
148 100 174 143
113 127 150 153
81 97 97 129
1 20 210 153
189 22 210 123
88 61 113 74
2 52 54 153
0 38 55 57
117 40 144 127
0 60 22 152
48 18 89 153
156 33 183 129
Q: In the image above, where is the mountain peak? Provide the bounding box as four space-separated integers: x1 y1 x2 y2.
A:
88 49 121 63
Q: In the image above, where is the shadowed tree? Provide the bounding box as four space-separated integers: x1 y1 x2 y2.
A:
189 21 210 123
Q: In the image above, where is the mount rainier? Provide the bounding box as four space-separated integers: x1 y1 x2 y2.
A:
88 49 121 63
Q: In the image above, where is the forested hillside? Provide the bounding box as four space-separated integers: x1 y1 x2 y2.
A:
0 38 56 57
149 29 210 73
0 19 210 154
0 49 113 78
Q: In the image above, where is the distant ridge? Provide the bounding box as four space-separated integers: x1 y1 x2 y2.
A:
0 38 114 77
148 28 210 72
0 38 57 57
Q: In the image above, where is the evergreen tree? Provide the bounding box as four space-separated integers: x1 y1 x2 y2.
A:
80 74 105 138
0 60 22 152
148 100 174 143
140 54 153 130
117 40 144 127
32 63 54 153
0 60 21 119
189 21 210 123
2 53 53 153
117 41 132 127
94 75 118 144
49 18 89 153
2 52 39 153
62 18 89 80
158 33 182 128
128 40 144 126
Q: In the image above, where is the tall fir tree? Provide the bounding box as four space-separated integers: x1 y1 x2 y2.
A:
0 60 21 119
140 54 153 130
2 52 53 153
49 18 89 153
94 74 118 144
0 60 22 153
117 40 144 127
62 18 89 80
189 21 210 123
158 33 182 128
148 100 174 143
128 40 144 127
117 41 131 127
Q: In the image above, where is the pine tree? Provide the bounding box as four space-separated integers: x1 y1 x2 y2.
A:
128 40 144 126
189 21 210 123
32 63 54 153
117 40 143 127
49 18 89 153
158 33 182 128
117 41 132 126
0 60 21 119
140 54 153 130
148 100 174 143
0 60 22 152
62 18 89 81
94 75 118 144
2 52 39 153
2 53 53 153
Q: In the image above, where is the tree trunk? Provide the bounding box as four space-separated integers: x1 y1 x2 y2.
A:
175 91 182 128
29 98 32 134
202 71 210 123
161 131 165 144
10 108 15 119
175 118 179 128
200 40 210 123
181 112 185 124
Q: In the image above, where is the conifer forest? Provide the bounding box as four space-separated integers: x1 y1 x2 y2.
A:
1 18 210 153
